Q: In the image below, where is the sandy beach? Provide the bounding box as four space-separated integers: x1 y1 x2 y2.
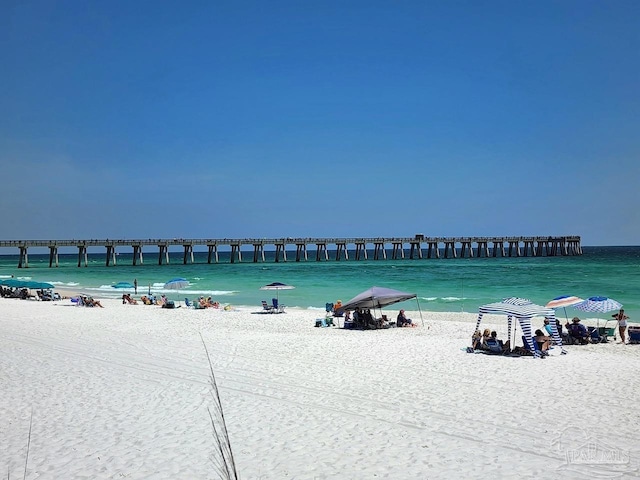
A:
2 296 639 479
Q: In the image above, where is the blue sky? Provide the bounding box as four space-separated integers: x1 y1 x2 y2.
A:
2 1 638 246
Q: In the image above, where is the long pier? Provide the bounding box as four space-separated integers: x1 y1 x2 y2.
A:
0 235 582 268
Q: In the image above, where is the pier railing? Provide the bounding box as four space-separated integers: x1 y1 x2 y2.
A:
0 235 582 268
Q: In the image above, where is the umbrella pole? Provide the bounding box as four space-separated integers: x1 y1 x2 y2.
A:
416 297 424 327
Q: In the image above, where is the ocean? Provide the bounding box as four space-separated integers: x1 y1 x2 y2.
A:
1 246 638 322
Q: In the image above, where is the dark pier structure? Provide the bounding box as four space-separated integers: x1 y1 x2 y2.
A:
0 235 582 268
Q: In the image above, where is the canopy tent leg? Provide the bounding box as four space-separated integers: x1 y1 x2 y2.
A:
517 317 540 358
416 297 425 327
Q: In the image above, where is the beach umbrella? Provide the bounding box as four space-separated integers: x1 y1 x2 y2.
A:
574 296 623 333
546 295 584 321
164 278 189 289
0 279 52 290
112 282 135 290
164 277 189 301
1 278 28 288
574 296 622 314
259 282 295 302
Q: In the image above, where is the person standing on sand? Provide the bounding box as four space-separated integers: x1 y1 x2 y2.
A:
612 309 629 344
134 278 138 295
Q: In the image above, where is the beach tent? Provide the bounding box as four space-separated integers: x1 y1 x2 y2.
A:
473 297 564 358
341 286 423 326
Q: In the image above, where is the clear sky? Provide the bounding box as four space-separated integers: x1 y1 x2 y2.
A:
2 1 638 246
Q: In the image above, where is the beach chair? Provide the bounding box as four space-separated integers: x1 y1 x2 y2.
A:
520 335 541 356
587 327 604 344
598 327 616 342
272 298 285 313
261 300 275 313
484 338 504 354
185 298 194 308
628 328 640 344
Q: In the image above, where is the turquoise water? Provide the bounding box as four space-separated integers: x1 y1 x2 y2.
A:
1 246 638 321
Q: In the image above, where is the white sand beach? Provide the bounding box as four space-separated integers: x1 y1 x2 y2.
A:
2 297 639 479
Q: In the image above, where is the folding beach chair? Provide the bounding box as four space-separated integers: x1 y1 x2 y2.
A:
261 300 275 313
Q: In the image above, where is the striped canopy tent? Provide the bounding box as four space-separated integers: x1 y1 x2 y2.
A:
474 297 565 358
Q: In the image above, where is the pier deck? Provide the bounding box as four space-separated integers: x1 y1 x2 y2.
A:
0 235 582 268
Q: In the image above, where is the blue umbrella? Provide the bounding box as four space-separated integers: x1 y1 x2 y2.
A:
574 296 622 314
574 296 623 333
164 278 189 290
0 279 53 289
164 278 189 303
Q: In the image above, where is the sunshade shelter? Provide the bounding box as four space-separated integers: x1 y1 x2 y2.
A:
342 286 423 326
473 297 565 358
259 282 295 302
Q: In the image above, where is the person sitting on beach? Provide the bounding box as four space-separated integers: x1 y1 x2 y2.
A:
140 295 152 305
122 293 137 305
333 300 344 317
205 297 220 308
543 319 564 344
363 309 378 329
471 330 482 350
84 296 104 308
489 331 505 349
397 309 414 327
566 317 589 344
479 328 492 347
534 329 551 353
353 308 362 327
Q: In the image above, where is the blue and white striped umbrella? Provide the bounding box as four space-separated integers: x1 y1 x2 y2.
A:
574 296 622 314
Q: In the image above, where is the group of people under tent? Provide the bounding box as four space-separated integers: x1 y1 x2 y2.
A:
344 307 416 329
471 308 631 353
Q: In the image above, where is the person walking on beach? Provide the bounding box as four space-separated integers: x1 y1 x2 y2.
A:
134 278 138 295
613 309 629 344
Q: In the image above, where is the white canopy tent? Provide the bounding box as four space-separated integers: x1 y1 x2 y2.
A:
473 297 565 358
